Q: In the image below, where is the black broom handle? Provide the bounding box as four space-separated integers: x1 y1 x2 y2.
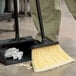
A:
13 0 19 40
35 0 46 42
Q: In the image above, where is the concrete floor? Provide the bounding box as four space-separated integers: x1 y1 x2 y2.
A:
0 0 76 76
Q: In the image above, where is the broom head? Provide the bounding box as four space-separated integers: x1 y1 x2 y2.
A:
32 41 75 72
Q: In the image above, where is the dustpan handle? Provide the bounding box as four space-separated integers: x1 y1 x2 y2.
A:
13 0 19 40
35 0 46 42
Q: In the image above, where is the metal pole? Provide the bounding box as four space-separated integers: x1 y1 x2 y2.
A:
35 0 45 42
13 0 19 40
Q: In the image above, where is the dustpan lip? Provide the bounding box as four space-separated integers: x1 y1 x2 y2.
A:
31 41 59 49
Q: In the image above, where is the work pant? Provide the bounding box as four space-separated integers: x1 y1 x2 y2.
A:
20 0 31 16
9 0 19 13
8 0 30 15
30 0 76 41
0 0 5 14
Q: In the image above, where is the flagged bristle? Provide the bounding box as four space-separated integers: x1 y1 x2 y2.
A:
32 44 75 72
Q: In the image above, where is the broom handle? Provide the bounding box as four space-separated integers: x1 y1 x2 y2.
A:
35 0 46 42
14 0 19 40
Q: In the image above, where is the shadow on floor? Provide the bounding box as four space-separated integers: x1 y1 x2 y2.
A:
0 29 14 34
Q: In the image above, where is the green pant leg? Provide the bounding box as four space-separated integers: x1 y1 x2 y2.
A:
0 0 5 14
65 0 76 19
30 0 61 41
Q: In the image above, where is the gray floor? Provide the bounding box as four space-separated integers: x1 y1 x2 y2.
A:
0 0 76 76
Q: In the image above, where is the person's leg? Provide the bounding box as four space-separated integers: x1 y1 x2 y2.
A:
30 0 61 41
23 0 31 16
9 0 19 14
19 0 25 13
65 0 76 19
0 0 5 14
24 0 28 16
27 0 31 16
17 0 20 13
9 0 14 12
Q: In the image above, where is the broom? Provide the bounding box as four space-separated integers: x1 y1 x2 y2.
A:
32 0 75 72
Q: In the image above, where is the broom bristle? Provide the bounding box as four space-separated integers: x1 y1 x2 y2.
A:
32 44 75 72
